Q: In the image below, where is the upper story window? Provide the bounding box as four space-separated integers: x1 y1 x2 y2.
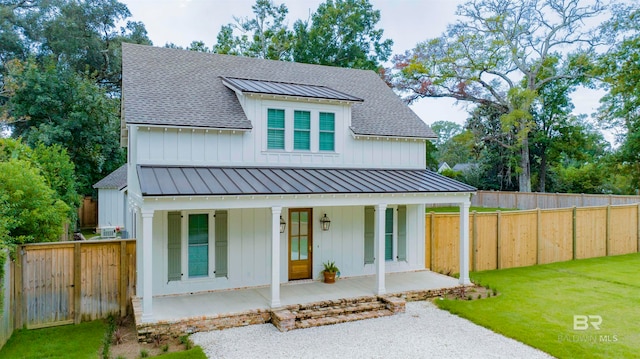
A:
294 110 311 151
266 107 336 153
319 112 335 151
267 109 285 150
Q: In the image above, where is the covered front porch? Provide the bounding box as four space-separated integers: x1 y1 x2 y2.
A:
144 270 459 322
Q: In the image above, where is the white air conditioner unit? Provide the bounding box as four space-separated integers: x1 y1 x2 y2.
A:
100 227 117 239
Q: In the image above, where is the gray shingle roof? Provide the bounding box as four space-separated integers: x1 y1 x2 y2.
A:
137 165 476 196
221 77 364 102
93 165 127 189
122 43 436 138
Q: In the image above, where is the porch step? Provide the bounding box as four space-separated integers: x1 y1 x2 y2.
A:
271 295 405 332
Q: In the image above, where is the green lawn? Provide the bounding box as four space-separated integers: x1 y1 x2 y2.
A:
0 320 106 358
0 320 207 359
437 253 640 358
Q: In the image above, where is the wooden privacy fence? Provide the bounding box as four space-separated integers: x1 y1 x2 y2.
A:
425 204 640 274
472 190 640 210
13 239 136 329
78 196 98 229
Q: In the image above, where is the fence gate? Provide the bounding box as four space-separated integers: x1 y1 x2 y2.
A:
18 244 75 329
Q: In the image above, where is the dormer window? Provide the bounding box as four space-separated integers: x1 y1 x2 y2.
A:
319 112 335 151
267 109 285 150
294 111 311 151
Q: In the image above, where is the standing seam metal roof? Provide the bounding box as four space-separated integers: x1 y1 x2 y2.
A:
221 77 364 102
137 165 476 197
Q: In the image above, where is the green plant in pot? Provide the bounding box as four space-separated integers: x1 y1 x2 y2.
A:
322 261 339 283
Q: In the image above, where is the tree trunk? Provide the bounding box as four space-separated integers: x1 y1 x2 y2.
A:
538 151 547 193
519 135 532 193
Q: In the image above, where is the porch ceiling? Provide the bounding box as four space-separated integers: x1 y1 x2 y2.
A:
137 166 476 197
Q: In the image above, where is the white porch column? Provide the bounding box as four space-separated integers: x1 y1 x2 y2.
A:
459 200 472 285
270 206 282 307
375 203 387 295
141 209 154 321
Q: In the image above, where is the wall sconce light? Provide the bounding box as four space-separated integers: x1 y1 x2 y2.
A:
280 216 286 233
320 213 331 231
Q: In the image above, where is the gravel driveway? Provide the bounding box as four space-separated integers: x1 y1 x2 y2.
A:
191 301 554 359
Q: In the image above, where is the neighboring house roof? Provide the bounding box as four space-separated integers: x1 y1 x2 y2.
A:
121 43 436 139
93 165 127 190
221 77 364 102
452 163 479 172
137 166 476 196
437 162 451 173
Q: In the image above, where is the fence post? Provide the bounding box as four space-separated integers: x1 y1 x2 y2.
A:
472 211 478 272
496 211 502 269
119 240 127 317
14 247 23 330
572 206 577 260
536 208 541 265
606 205 611 257
429 212 435 272
74 243 82 324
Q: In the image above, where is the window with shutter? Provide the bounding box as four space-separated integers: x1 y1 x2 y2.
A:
267 109 285 150
397 206 407 261
385 208 394 260
364 206 375 264
214 211 228 278
167 212 182 281
188 214 209 277
294 110 311 150
319 112 335 151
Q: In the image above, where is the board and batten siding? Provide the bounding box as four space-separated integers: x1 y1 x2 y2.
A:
97 189 126 229
132 96 426 169
150 205 425 296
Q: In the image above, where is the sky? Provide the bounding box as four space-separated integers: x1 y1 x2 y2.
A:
120 0 605 129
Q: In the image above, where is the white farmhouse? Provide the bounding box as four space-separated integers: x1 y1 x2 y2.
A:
121 43 475 322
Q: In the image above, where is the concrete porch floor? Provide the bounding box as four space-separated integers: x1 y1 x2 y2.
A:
145 270 460 323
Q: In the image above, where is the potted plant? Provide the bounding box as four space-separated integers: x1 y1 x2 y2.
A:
322 261 339 284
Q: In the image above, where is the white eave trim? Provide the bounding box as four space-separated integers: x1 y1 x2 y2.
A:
350 129 434 142
129 124 251 134
139 191 475 212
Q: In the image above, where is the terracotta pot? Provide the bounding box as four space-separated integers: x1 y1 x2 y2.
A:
323 271 336 284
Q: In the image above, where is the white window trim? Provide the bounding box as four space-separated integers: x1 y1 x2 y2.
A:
262 101 341 154
387 205 398 262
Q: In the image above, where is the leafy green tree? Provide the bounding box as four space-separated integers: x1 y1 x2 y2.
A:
3 58 124 194
430 121 462 147
0 158 69 246
390 0 606 192
0 138 80 218
0 0 151 94
292 0 392 70
596 6 640 191
213 0 293 60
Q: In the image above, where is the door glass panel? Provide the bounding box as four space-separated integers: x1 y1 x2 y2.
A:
291 238 299 260
291 212 299 236
300 236 308 260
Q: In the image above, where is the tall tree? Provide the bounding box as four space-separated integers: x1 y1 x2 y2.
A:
3 58 123 194
596 5 640 191
390 0 605 192
213 0 293 60
292 0 392 70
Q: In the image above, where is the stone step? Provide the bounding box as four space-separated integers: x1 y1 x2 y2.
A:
294 301 386 320
295 309 394 329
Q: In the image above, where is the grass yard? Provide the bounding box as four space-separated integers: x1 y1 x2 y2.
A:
0 319 207 359
437 253 640 358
